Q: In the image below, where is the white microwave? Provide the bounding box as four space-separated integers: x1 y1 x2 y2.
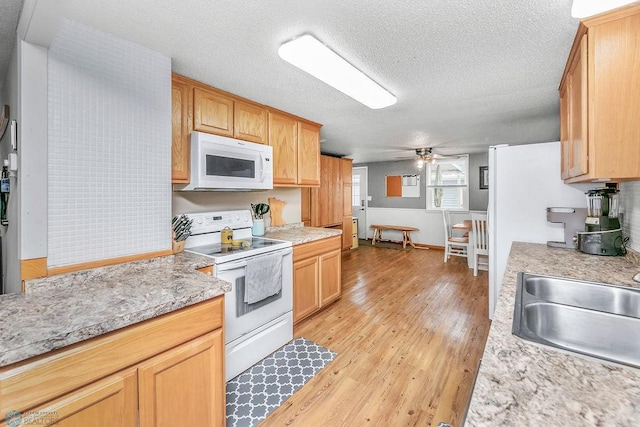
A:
176 132 273 191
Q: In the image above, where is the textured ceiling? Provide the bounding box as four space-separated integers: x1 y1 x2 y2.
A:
2 0 581 162
0 0 23 93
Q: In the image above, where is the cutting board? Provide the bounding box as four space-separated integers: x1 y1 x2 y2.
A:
268 197 286 226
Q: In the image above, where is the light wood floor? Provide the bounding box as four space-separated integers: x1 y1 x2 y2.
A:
263 244 491 426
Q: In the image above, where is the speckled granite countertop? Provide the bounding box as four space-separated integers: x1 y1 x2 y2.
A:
0 252 230 368
265 223 342 245
465 242 640 426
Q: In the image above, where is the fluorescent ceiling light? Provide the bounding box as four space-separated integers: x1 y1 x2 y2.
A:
278 34 397 109
571 0 638 18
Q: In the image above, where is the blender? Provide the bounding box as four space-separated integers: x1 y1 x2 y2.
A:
576 188 625 256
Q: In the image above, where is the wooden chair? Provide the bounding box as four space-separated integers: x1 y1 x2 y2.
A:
470 212 489 276
442 210 468 262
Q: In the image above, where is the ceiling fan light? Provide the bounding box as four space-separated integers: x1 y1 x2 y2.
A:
278 34 397 109
417 158 424 168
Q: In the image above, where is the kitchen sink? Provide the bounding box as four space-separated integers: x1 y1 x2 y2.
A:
513 273 640 369
523 274 640 317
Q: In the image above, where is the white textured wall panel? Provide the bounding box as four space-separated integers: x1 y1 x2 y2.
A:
48 19 171 268
620 181 640 253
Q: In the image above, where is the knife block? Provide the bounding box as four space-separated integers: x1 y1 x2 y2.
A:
172 240 185 254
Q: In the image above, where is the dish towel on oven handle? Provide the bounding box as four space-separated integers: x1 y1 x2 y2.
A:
244 252 283 304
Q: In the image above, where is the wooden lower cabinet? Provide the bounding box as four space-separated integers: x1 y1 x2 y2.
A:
319 249 341 306
293 257 320 323
0 368 138 427
0 297 225 427
293 236 342 324
139 331 224 427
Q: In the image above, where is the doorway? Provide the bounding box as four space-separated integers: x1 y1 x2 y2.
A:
352 166 368 239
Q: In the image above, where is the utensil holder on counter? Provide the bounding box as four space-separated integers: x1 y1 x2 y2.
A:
172 240 185 254
252 219 265 236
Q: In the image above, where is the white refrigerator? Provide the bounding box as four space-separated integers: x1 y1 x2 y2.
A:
487 142 598 318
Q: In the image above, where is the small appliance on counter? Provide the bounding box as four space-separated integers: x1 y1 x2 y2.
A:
576 188 626 256
546 207 587 249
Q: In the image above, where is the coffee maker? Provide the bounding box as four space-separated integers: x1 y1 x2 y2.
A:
576 188 625 256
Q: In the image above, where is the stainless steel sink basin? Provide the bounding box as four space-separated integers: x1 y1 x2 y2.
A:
513 273 640 369
523 275 640 317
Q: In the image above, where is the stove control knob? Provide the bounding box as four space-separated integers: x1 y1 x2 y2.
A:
197 217 203 224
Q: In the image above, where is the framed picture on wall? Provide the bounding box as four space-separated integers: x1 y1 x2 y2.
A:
479 166 489 190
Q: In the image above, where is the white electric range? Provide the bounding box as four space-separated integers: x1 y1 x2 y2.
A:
184 210 293 381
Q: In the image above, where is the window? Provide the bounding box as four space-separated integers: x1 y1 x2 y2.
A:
352 174 360 207
426 155 469 211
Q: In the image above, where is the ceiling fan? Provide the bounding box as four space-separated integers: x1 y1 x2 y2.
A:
414 148 438 168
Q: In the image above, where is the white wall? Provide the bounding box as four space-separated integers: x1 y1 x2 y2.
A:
365 207 475 246
469 151 489 211
46 20 171 268
20 41 48 263
172 188 302 227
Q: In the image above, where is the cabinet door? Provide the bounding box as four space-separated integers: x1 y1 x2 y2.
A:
342 180 353 250
319 249 342 307
590 11 640 179
269 112 298 185
293 257 320 323
341 215 352 250
341 158 353 184
171 77 191 183
6 368 138 427
318 156 343 226
235 100 267 144
297 122 321 186
138 331 225 427
300 187 311 226
567 35 588 178
559 87 570 180
193 87 234 136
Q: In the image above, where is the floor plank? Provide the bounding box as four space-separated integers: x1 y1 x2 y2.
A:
262 244 491 426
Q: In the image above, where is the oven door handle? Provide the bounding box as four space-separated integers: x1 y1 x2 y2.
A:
215 247 292 272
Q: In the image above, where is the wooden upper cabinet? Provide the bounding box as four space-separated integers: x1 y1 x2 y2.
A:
171 74 322 187
559 87 570 180
269 111 298 185
234 100 267 144
341 158 353 185
316 155 343 227
172 76 191 183
193 86 234 136
560 4 640 182
297 122 321 186
567 35 588 179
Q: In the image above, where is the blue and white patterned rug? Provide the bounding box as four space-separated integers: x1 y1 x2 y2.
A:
226 337 337 427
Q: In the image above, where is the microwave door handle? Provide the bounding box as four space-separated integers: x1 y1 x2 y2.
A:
260 153 267 183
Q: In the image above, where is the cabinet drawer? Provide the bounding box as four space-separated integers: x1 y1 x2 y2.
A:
293 236 341 263
0 297 223 415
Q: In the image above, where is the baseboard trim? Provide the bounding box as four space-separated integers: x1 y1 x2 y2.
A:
415 243 444 250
